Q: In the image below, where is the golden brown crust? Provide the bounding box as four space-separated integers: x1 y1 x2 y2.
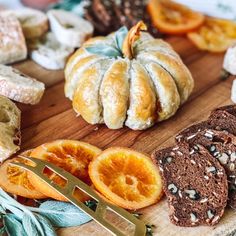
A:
100 59 130 129
65 29 193 130
65 54 103 100
143 61 180 121
126 61 157 130
72 59 113 124
137 51 194 104
135 36 180 59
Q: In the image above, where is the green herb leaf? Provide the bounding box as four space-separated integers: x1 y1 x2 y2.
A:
22 214 41 236
4 214 27 236
37 201 91 228
85 44 122 58
36 214 57 236
114 26 128 51
0 226 5 235
0 205 5 214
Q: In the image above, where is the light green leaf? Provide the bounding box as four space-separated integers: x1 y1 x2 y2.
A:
114 26 128 50
0 205 5 214
0 226 5 235
37 201 91 228
85 44 121 58
4 214 27 236
36 214 56 236
22 214 43 236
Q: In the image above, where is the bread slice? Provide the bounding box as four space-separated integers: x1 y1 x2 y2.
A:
0 95 21 162
0 14 27 64
177 126 236 209
176 110 236 141
4 8 48 39
211 105 236 118
47 9 94 48
152 143 228 226
0 65 45 104
208 109 236 135
29 32 74 70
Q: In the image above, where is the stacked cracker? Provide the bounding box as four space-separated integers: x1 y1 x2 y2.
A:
152 105 236 227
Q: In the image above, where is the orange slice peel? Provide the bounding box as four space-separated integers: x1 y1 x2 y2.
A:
0 151 46 199
29 140 102 202
89 147 163 210
148 0 205 34
187 17 236 52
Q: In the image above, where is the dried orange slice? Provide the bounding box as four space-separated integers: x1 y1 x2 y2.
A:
29 140 102 202
0 151 46 199
89 147 163 210
187 17 236 52
147 0 204 34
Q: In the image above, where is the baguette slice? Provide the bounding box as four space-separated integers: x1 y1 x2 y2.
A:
47 9 94 48
0 14 27 64
0 95 21 162
4 8 48 39
29 32 74 70
0 65 45 104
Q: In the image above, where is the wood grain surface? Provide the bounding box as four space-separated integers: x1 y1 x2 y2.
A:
13 36 236 236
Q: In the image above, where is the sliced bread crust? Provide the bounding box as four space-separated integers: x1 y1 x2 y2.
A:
4 8 48 39
0 95 21 162
0 65 45 104
0 14 27 64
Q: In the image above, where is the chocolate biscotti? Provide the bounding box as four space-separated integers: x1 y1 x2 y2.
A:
208 110 236 135
177 127 236 209
152 143 228 227
210 104 236 118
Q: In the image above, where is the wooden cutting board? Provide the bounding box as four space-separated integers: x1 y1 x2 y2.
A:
13 36 236 236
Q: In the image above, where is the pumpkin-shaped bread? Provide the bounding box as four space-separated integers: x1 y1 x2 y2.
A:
65 22 194 130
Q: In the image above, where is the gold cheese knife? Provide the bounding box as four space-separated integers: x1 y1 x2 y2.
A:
11 155 147 236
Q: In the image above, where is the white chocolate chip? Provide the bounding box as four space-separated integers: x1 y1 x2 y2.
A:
231 152 236 162
230 163 235 171
206 166 217 174
218 153 229 165
211 215 220 224
200 198 208 203
168 183 178 194
207 210 214 219
186 134 197 140
190 213 198 222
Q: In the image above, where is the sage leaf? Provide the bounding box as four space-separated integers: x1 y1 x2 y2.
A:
38 201 91 227
4 214 27 236
0 205 5 214
114 26 128 51
36 214 56 236
22 214 40 236
85 44 121 58
0 226 5 235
